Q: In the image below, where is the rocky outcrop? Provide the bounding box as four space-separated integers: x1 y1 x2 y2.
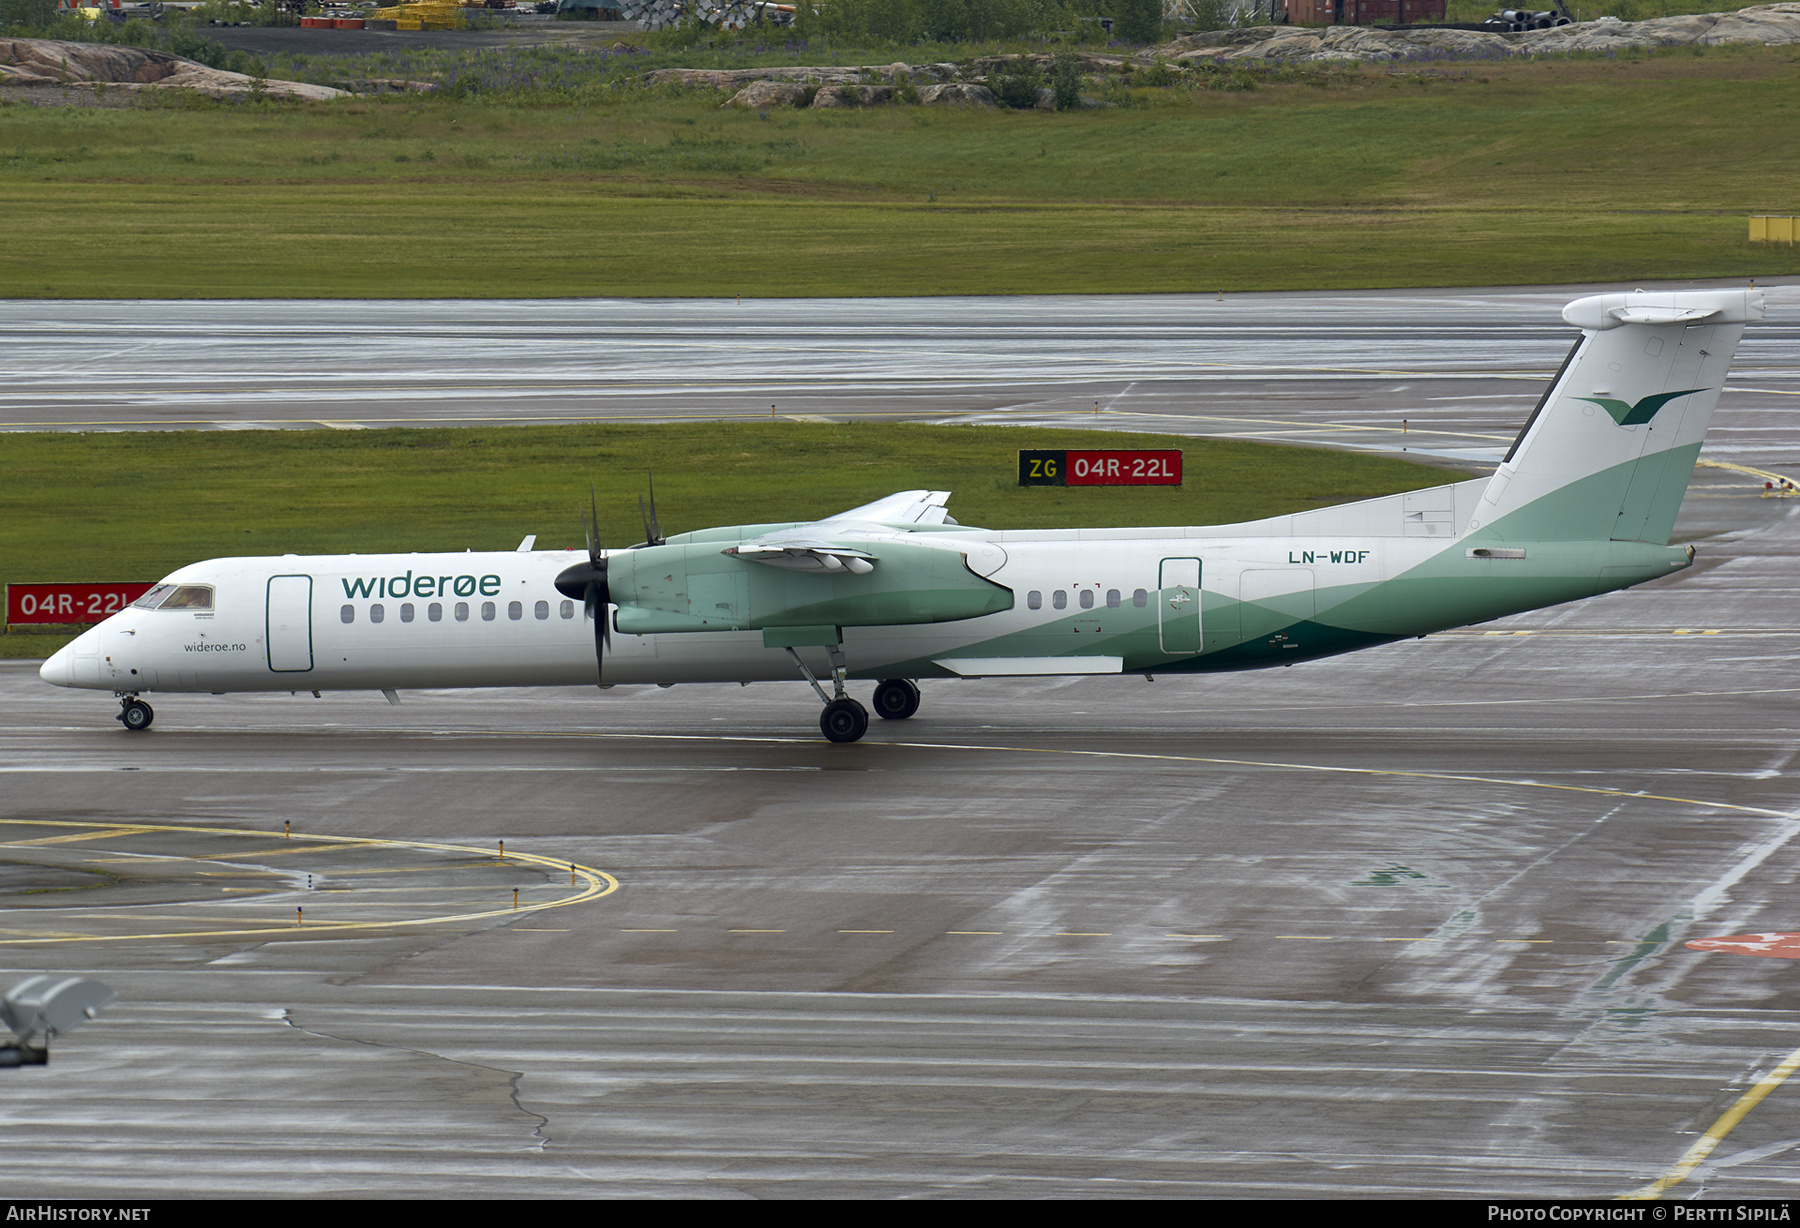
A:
0 37 345 99
652 61 957 91
708 4 1800 110
724 77 998 108
1150 3 1800 63
724 79 812 108
968 51 1128 74
917 82 998 107
1519 3 1800 51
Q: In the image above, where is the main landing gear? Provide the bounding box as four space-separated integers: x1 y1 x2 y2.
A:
115 693 154 732
872 678 921 721
782 647 919 744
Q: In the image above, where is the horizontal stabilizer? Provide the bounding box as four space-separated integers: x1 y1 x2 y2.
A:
1562 289 1761 331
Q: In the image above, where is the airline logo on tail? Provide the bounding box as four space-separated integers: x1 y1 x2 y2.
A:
1576 388 1710 427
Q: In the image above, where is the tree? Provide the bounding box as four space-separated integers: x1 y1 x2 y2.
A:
0 0 58 30
1111 0 1161 43
1051 45 1082 110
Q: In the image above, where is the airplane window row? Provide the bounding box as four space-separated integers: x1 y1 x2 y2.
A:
1025 588 1148 611
340 600 575 625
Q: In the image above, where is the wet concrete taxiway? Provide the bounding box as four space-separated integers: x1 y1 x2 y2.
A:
3 287 1799 1198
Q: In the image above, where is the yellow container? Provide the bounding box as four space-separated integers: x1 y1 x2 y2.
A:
1750 216 1797 243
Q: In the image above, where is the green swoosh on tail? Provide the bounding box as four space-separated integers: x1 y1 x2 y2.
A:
1575 388 1710 427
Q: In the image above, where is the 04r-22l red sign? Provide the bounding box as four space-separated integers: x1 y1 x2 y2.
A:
6 583 155 626
1018 450 1182 487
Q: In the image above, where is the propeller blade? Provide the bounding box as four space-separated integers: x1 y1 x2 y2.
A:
586 484 600 564
639 469 664 547
557 492 613 684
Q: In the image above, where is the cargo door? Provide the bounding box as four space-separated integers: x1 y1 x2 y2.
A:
266 574 313 673
1158 557 1202 654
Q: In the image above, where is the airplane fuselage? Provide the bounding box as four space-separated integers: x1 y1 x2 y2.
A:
42 514 1687 697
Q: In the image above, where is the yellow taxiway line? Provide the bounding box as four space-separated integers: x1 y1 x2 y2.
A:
0 818 617 944
1624 1041 1800 1199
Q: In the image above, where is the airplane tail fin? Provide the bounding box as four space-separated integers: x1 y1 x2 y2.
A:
1467 288 1764 545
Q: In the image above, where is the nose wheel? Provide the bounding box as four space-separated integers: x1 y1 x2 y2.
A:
116 696 154 732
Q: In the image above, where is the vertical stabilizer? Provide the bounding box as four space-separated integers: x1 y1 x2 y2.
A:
1467 288 1763 544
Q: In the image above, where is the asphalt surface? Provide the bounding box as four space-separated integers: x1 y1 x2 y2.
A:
3 286 1800 1198
6 281 1798 472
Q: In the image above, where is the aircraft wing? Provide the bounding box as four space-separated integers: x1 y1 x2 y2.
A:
719 491 958 574
821 490 954 526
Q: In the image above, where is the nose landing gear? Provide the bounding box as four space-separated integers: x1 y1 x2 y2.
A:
115 693 154 732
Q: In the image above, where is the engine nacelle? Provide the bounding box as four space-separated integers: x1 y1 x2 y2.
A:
607 539 1013 635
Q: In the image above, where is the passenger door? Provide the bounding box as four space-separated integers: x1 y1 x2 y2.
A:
266 575 313 673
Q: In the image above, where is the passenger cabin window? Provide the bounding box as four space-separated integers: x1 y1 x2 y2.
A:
400 603 415 623
481 602 496 622
508 601 523 621
340 605 355 624
1107 589 1120 609
428 603 443 622
1027 591 1042 610
455 602 469 622
135 584 214 611
1079 590 1094 610
1052 591 1067 610
535 601 549 621
559 600 574 620
370 603 384 624
1132 589 1148 608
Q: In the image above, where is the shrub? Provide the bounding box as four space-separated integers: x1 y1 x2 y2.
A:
1051 44 1082 109
989 54 1043 108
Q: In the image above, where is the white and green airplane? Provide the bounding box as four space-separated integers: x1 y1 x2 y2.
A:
40 288 1763 742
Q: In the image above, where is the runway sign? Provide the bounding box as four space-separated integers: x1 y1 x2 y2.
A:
7 583 153 625
1019 450 1182 487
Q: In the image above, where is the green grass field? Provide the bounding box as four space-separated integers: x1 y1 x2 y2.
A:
3 44 1796 296
0 422 1459 655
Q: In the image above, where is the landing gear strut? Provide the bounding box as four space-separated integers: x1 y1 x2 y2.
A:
115 693 154 732
783 642 869 744
872 678 920 721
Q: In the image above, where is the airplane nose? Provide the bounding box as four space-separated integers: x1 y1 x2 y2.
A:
39 643 75 687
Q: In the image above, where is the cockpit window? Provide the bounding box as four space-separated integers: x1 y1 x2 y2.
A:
133 584 213 611
162 586 213 610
